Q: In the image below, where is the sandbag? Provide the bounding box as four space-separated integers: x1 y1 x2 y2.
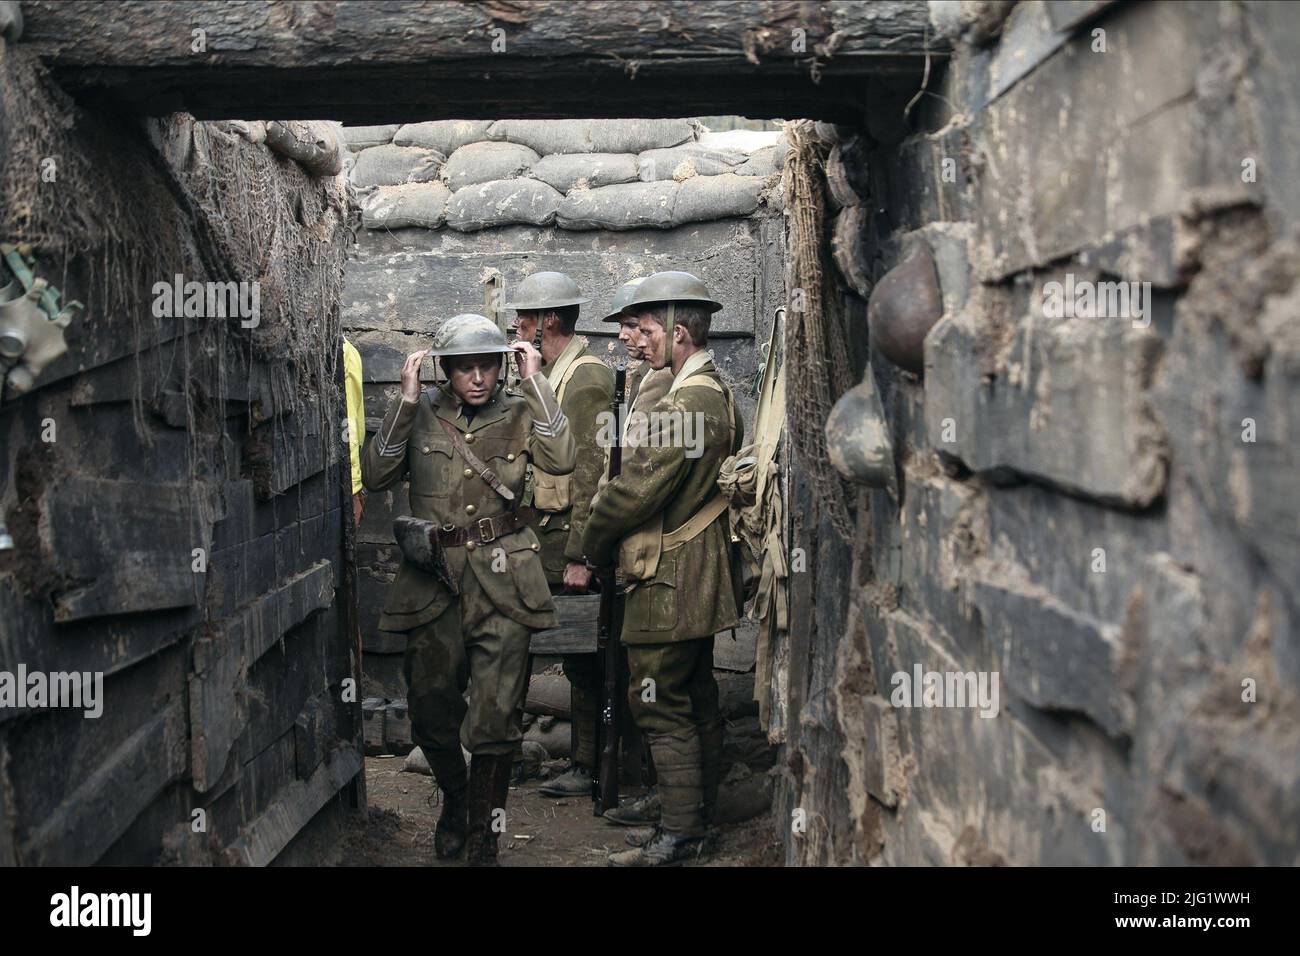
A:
443 179 561 231
394 120 494 154
671 173 762 226
402 745 472 775
831 205 872 298
525 672 572 717
825 137 871 210
514 740 550 780
403 746 431 775
556 180 677 231
362 182 453 229
441 141 539 190
735 141 789 178
265 120 344 177
343 124 401 151
350 144 446 189
530 152 640 194
524 719 572 759
638 144 747 182
696 129 785 152
488 118 696 155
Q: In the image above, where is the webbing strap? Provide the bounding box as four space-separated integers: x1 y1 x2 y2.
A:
437 419 515 502
662 494 729 551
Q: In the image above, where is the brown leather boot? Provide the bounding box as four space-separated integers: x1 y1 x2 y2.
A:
465 753 513 866
427 749 468 860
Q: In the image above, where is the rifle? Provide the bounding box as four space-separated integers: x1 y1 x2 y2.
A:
592 362 626 816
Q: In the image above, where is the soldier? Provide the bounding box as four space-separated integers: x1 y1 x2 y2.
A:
362 314 575 866
593 277 674 829
504 272 615 798
582 272 745 866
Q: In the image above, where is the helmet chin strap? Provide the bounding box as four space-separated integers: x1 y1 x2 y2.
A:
664 301 675 370
532 312 545 354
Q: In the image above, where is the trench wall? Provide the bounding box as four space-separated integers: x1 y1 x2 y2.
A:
776 0 1300 866
0 42 360 865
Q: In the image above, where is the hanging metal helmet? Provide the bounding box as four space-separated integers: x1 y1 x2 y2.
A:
430 313 512 357
504 271 590 312
619 271 723 316
601 277 648 323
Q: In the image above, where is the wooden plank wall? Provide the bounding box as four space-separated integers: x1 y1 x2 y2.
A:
0 101 361 864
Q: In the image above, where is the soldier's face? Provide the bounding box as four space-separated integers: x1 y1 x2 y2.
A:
635 312 681 369
618 317 644 360
512 312 539 344
444 353 502 406
512 311 555 345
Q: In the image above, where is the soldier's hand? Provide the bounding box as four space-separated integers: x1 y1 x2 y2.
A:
400 348 430 404
511 340 542 379
563 561 593 591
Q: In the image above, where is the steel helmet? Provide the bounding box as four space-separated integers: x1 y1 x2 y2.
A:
601 277 648 323
430 313 512 357
504 271 590 311
619 271 723 316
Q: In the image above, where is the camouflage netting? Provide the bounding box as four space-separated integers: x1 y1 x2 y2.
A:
782 120 855 540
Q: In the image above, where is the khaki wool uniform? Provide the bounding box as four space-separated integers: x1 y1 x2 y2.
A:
527 335 614 768
530 336 614 584
583 351 744 837
362 373 575 757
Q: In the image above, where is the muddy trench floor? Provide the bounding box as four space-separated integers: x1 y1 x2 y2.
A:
334 756 783 867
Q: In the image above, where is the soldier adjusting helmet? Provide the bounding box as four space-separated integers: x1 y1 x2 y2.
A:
430 313 513 357
504 271 591 312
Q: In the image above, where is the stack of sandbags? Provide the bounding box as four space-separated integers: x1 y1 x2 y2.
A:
348 119 788 233
487 118 697 155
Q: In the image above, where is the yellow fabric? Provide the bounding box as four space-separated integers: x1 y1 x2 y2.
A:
344 338 365 495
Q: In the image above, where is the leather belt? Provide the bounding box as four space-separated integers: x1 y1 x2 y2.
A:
436 506 537 549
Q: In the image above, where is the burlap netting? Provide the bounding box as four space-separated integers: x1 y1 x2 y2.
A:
0 43 350 475
782 121 856 540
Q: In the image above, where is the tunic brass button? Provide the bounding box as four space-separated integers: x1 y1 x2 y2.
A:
422 446 431 454
464 432 476 444
530 542 539 551
466 540 476 551
463 468 474 478
466 504 477 516
506 453 516 462
563 523 570 531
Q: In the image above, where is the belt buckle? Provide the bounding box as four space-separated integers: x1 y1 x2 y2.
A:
476 516 496 544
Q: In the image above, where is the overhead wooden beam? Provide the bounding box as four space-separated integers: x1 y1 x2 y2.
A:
18 0 946 123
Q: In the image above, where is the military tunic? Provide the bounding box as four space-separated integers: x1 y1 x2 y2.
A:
529 336 614 585
582 351 743 836
584 351 744 644
362 372 575 756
